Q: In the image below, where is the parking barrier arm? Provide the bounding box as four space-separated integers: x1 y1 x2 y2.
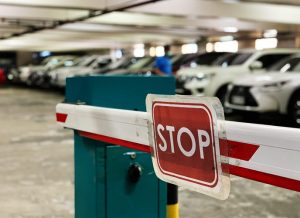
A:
56 103 300 192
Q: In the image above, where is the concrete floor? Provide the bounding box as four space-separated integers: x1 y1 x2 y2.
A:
0 87 73 218
0 86 300 218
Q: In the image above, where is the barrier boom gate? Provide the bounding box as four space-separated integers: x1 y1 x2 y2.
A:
56 97 300 198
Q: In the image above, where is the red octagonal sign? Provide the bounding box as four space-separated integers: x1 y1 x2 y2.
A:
147 95 230 200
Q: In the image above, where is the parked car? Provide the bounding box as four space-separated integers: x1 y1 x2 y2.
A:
173 52 228 73
0 68 6 85
177 49 299 103
176 52 238 94
107 53 227 78
225 54 300 124
49 55 139 88
14 55 77 86
106 56 155 76
45 55 111 88
29 56 80 88
0 58 15 82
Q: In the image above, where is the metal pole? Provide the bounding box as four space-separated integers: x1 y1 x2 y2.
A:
167 183 179 218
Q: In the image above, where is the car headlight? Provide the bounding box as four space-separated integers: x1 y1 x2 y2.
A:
203 73 216 80
260 81 289 91
177 75 187 81
8 74 14 80
192 73 216 81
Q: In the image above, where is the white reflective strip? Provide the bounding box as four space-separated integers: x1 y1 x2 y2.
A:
229 153 300 181
225 121 300 151
56 103 149 145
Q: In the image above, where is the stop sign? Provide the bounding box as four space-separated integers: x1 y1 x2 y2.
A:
147 95 229 199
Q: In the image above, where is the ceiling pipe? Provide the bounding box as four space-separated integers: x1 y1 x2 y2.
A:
0 0 162 40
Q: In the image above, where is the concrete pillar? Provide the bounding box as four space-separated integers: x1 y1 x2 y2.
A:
295 36 300 48
16 52 33 66
238 39 255 49
277 37 297 48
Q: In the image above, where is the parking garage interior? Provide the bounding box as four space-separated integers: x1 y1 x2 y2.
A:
1 0 300 218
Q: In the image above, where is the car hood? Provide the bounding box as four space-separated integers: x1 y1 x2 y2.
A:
54 66 92 75
233 72 300 86
106 69 135 75
177 66 242 77
20 65 45 73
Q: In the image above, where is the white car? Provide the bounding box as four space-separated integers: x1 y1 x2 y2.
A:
18 55 76 84
225 54 300 124
49 55 111 88
177 49 299 103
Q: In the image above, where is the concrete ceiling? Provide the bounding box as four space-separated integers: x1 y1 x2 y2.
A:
0 0 298 51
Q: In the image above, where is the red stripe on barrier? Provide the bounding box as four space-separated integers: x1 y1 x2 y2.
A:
79 131 151 153
220 139 259 161
56 113 68 123
226 164 300 192
77 132 259 161
77 131 299 192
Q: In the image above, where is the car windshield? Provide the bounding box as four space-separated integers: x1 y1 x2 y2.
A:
40 57 53 65
212 53 241 67
230 53 253 65
94 58 112 68
117 57 142 69
45 58 63 68
41 56 76 68
268 56 300 72
183 52 227 68
75 56 98 67
128 57 153 70
171 54 185 64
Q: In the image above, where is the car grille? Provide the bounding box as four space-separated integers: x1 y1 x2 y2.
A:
228 85 258 107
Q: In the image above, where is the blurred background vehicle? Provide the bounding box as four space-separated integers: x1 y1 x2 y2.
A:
176 52 238 94
0 68 6 85
177 49 299 104
226 53 300 125
45 55 111 88
50 56 145 88
29 56 83 88
8 55 78 86
106 56 155 76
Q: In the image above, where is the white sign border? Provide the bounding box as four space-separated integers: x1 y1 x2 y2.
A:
146 94 230 200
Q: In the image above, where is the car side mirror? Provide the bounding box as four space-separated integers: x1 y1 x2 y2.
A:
249 61 263 71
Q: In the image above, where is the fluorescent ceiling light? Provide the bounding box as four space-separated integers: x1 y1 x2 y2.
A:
220 35 234 42
156 46 165 57
133 44 145 57
223 26 238 33
181 43 198 54
206 43 214 53
255 38 278 50
223 0 240 3
149 47 156 57
263 29 278 38
214 40 238 52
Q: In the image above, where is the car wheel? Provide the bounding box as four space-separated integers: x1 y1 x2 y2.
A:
288 92 300 126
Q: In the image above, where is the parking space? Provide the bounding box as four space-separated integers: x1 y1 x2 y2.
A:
0 87 73 218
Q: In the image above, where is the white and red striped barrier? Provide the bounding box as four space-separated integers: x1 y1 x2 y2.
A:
56 101 300 194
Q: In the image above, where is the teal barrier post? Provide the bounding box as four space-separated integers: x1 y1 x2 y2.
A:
65 75 175 218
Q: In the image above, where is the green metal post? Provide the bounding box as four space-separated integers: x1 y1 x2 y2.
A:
65 75 175 218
